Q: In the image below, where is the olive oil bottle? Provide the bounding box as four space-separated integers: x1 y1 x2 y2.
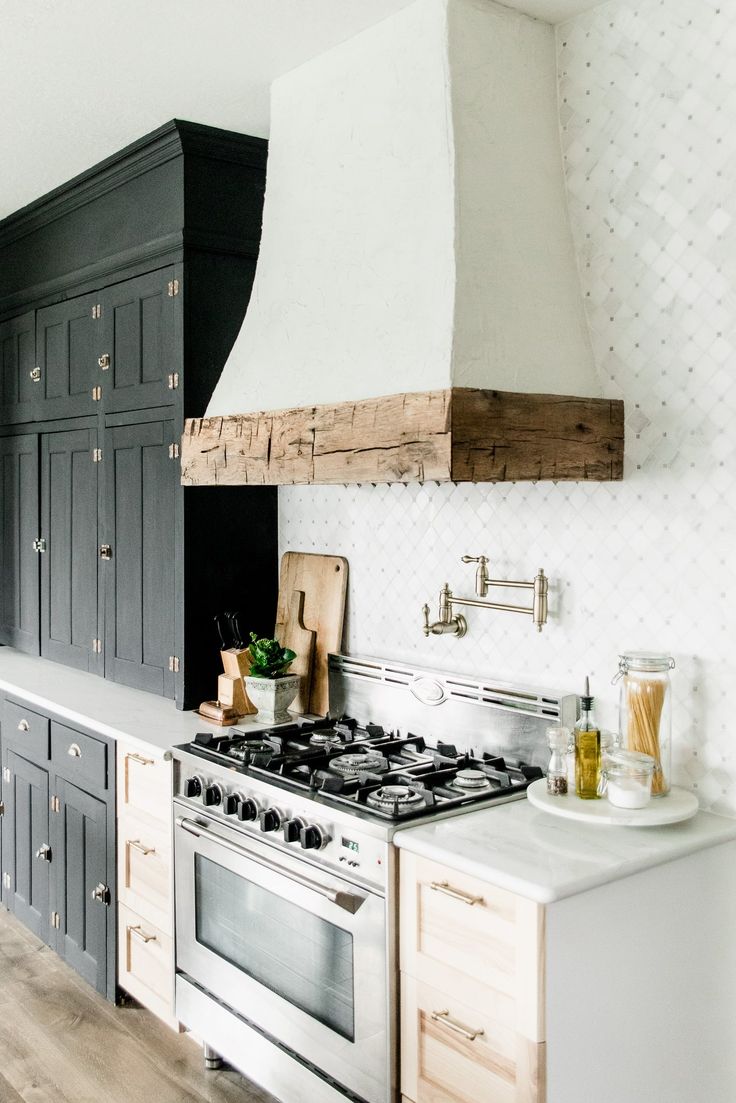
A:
575 677 601 799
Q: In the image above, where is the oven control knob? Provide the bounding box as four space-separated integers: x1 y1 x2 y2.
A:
183 775 204 799
300 824 328 851
203 783 224 807
223 793 243 816
282 817 305 843
259 808 282 833
237 798 259 822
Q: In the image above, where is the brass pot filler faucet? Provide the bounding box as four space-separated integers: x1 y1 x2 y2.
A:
422 555 549 637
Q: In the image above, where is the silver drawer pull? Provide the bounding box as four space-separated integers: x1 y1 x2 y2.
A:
431 1010 484 1042
128 924 156 944
67 743 82 758
126 752 154 766
430 880 484 906
17 719 29 732
128 839 155 856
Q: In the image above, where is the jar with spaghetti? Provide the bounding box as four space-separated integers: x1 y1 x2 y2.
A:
615 653 675 797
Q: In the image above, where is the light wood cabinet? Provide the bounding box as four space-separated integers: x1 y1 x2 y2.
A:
116 738 179 1030
400 853 545 1103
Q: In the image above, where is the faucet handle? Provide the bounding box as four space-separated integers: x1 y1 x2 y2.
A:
422 604 431 637
461 554 487 564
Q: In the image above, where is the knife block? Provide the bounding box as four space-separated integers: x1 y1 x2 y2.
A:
219 648 256 715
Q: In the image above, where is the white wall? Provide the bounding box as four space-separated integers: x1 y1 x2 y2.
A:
280 0 736 816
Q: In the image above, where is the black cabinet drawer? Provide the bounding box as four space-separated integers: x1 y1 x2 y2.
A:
51 722 108 795
4 699 50 759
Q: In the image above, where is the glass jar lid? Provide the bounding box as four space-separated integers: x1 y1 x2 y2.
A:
617 652 675 674
603 748 656 776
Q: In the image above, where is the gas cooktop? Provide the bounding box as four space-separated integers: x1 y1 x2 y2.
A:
180 716 544 823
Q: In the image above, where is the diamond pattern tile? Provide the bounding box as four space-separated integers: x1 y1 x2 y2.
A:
279 0 736 816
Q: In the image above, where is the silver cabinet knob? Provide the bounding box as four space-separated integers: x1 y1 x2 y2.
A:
67 743 82 758
29 366 41 382
17 719 29 732
91 882 110 905
35 844 52 862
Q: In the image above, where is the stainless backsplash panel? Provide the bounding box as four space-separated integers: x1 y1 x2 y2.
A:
328 654 578 768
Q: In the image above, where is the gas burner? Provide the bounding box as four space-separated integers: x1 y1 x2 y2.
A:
449 768 493 792
329 751 387 777
309 730 344 748
366 784 426 813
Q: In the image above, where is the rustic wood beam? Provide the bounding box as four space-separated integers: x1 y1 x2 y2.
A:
181 388 624 486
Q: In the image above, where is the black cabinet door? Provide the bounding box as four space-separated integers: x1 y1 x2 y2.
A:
103 419 176 697
0 311 37 424
0 434 40 653
100 268 177 413
52 779 109 995
2 750 51 944
35 292 99 419
40 428 101 673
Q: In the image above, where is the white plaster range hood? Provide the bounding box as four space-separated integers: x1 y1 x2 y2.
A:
182 0 623 485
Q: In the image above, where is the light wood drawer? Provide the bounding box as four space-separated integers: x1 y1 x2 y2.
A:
400 853 545 1041
118 901 178 1029
118 811 172 933
117 740 171 827
401 973 546 1103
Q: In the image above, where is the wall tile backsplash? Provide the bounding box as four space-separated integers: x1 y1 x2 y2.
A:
280 0 736 816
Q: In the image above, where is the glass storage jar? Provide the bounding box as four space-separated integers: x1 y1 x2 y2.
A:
615 653 675 797
599 749 656 809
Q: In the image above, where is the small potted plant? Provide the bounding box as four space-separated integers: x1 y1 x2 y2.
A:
244 633 299 724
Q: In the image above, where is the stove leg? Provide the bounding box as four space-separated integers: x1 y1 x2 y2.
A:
203 1043 223 1070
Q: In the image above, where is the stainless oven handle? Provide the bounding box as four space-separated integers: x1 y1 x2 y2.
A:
176 816 365 914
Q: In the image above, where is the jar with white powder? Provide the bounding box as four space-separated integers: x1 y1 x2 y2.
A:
599 749 656 810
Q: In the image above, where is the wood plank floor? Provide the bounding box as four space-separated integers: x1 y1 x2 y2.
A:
0 908 276 1103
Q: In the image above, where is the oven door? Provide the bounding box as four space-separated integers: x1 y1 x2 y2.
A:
174 811 389 1103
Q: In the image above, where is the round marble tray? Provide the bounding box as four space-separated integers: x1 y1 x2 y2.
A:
526 778 699 826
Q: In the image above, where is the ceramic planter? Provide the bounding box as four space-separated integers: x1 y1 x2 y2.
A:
244 673 300 724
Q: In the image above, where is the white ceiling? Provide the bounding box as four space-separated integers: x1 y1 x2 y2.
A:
0 0 608 220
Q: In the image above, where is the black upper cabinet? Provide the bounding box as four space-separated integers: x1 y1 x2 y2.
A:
0 311 36 424
100 268 177 413
0 433 40 653
35 293 99 420
40 427 101 673
103 419 177 697
0 120 279 709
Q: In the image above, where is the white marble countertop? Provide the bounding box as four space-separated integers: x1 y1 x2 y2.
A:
393 795 736 903
0 647 274 756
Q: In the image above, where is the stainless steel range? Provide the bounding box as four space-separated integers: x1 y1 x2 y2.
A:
173 654 577 1103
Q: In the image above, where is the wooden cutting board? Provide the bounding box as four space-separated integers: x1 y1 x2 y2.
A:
277 590 316 715
275 552 348 717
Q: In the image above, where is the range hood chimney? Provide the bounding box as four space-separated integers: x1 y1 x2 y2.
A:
182 0 623 485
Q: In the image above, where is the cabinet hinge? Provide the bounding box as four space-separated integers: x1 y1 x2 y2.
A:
167 372 180 390
2 872 10 891
168 442 180 459
167 278 180 297
51 911 60 929
0 801 4 817
91 304 102 319
2 767 10 783
32 537 46 554
92 448 103 463
50 795 61 813
168 656 180 673
91 385 102 402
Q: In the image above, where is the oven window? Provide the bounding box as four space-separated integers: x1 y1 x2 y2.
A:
194 856 355 1041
